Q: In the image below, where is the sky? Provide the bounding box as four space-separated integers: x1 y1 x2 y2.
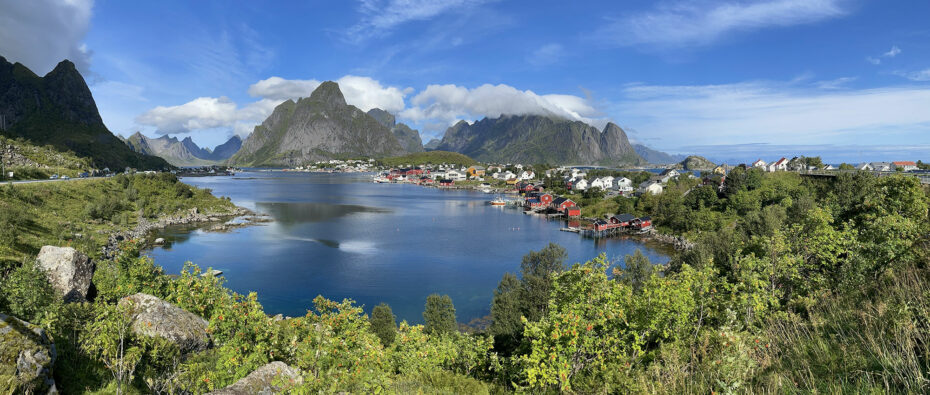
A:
1 0 929 163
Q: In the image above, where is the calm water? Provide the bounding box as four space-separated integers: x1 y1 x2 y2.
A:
147 171 670 323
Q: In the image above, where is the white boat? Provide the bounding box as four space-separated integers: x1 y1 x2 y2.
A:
489 196 507 206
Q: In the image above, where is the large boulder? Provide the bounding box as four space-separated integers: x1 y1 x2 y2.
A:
207 362 303 394
0 314 58 394
118 293 210 352
35 246 93 302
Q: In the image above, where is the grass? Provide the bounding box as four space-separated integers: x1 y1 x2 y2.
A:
0 173 235 266
0 135 93 180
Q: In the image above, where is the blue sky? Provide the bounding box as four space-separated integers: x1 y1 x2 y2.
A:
2 0 930 163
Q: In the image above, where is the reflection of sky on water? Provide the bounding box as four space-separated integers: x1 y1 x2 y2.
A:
147 171 671 323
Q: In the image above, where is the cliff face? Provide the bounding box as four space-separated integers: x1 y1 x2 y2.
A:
0 56 168 170
436 115 644 165
229 82 406 166
367 108 423 154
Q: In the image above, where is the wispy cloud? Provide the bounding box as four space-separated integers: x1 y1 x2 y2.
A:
893 68 930 82
345 0 496 43
527 43 564 66
597 0 847 48
614 79 930 149
867 45 902 65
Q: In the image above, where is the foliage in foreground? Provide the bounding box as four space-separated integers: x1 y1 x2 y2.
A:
1 170 929 393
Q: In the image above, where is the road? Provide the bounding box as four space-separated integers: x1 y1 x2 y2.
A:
3 176 107 186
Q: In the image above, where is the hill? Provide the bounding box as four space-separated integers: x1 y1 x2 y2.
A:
125 133 241 166
377 150 477 168
229 82 406 167
0 56 169 170
435 115 644 166
0 135 93 180
677 155 716 170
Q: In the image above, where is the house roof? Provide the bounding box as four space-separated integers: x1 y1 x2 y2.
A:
893 161 916 166
552 197 572 205
613 213 636 222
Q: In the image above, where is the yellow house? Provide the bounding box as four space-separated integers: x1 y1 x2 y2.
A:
467 165 486 177
713 164 728 175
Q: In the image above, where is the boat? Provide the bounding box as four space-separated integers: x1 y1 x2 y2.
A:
489 196 507 206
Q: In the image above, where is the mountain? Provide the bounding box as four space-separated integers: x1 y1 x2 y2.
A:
0 56 169 170
424 139 441 150
229 82 407 166
634 144 686 165
367 108 424 153
210 135 241 160
677 155 717 171
125 133 241 166
434 115 644 166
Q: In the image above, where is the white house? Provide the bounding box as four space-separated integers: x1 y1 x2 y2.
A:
893 161 918 171
573 178 589 191
639 181 664 195
616 177 632 189
857 163 874 171
518 170 535 181
590 176 614 190
445 170 466 181
870 162 892 172
823 164 836 170
660 169 680 178
752 159 767 169
767 158 788 172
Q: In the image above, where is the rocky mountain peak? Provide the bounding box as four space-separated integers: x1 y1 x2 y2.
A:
367 108 396 129
308 81 347 106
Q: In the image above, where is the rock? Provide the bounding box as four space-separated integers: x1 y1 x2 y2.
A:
206 362 303 394
0 314 58 394
119 293 210 353
154 238 165 245
35 246 93 302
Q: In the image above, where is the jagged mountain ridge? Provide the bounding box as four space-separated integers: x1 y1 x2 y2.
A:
0 55 169 170
229 81 406 166
367 108 424 153
435 115 644 166
126 133 241 166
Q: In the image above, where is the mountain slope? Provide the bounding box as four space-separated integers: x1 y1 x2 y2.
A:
367 108 424 153
424 139 441 150
677 155 717 170
125 133 241 166
0 56 169 170
634 144 686 165
229 82 406 166
435 115 644 166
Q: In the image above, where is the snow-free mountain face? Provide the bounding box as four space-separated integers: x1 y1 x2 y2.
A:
435 115 644 166
367 108 423 154
125 133 241 166
229 81 407 167
0 55 168 170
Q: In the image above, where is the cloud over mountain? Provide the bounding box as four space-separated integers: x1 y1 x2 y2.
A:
0 0 94 75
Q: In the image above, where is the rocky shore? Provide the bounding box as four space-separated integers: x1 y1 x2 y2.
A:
641 231 695 251
102 206 270 258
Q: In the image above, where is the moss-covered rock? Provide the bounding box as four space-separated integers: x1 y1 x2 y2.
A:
206 361 303 394
0 313 57 394
35 246 93 302
118 293 210 353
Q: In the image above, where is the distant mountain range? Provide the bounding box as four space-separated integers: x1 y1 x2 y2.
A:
124 133 241 166
434 115 645 166
634 144 686 165
229 81 408 167
0 55 168 170
424 139 441 150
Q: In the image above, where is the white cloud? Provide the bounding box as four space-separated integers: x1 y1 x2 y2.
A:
347 0 496 42
248 77 322 101
527 43 564 66
866 56 881 65
883 45 901 58
614 80 930 148
136 97 243 135
0 0 94 75
400 83 603 127
599 0 846 47
249 75 407 112
893 68 930 82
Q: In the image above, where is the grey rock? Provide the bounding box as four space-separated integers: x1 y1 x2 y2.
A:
35 246 93 302
119 293 210 353
206 362 303 394
0 313 58 394
154 238 165 245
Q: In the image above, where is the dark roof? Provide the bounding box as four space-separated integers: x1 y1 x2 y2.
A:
613 213 636 222
552 197 570 205
639 216 652 221
594 219 608 225
439 179 453 183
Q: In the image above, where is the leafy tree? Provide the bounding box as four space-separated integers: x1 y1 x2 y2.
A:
424 294 457 335
82 302 144 395
838 163 855 170
520 243 567 322
489 272 523 354
619 249 652 293
0 262 58 323
370 303 397 346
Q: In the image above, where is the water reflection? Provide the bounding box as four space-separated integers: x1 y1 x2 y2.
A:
257 202 391 225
